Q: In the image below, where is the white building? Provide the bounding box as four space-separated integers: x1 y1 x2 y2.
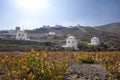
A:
0 30 16 39
15 27 27 40
48 32 55 35
65 36 78 50
91 37 100 46
0 27 28 40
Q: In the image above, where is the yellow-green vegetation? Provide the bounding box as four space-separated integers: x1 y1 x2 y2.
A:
0 51 120 80
80 53 96 64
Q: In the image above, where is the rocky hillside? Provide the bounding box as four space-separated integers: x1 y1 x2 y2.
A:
95 22 120 34
26 23 120 47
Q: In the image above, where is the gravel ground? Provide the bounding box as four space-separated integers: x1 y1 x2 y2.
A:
63 62 108 80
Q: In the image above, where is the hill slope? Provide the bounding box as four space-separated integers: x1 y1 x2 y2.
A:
26 24 120 47
95 22 120 34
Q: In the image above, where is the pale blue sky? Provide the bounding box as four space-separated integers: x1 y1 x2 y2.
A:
0 0 120 30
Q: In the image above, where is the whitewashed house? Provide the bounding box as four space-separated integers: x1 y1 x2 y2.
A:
0 27 28 40
15 27 27 40
1 30 16 39
0 27 29 40
91 37 100 46
48 32 55 35
64 36 79 50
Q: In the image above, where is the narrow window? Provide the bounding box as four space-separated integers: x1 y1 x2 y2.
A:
68 41 70 43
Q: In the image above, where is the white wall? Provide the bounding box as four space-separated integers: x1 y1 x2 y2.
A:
66 36 78 50
91 37 100 46
16 31 27 40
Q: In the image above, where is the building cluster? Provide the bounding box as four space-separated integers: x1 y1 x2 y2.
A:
0 27 27 40
63 36 100 50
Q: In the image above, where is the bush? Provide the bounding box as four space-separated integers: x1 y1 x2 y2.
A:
80 53 96 64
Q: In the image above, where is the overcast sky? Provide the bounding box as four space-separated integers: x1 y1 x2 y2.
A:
0 0 120 30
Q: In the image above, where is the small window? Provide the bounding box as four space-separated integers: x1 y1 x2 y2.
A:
68 41 70 43
19 34 21 36
72 41 74 43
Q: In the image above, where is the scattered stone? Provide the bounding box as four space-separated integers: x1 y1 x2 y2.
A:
63 62 108 80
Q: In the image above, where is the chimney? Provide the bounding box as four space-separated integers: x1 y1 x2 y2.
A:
16 27 20 32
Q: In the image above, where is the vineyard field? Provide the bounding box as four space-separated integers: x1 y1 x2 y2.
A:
0 51 120 80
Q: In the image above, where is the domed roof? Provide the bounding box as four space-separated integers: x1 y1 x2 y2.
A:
92 37 99 39
67 36 76 39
